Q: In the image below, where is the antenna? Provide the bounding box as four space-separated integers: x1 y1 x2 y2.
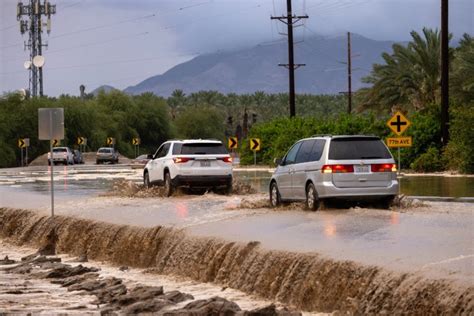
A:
17 0 56 97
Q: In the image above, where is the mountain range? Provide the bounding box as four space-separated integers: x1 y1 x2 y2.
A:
96 34 397 96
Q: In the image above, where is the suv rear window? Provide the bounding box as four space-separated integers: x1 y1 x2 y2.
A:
53 148 67 152
173 143 228 155
98 148 112 153
328 137 391 160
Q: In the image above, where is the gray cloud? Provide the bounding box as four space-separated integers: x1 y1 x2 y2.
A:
1 0 472 96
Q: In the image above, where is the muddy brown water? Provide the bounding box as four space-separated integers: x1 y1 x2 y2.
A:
0 208 472 314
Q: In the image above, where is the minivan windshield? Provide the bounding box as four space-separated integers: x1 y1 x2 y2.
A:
329 137 392 160
173 143 228 155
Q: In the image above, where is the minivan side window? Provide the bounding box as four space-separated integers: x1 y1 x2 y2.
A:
309 139 326 161
295 140 315 163
283 142 302 165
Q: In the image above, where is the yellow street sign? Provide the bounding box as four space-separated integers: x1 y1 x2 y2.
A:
106 137 115 145
52 139 60 146
386 137 413 148
77 137 85 145
250 138 261 151
18 138 26 148
387 111 411 136
228 137 238 149
132 138 140 145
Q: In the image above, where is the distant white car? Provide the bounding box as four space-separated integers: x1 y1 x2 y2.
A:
143 139 233 196
48 147 75 165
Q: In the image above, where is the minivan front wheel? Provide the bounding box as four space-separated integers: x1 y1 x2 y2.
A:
270 182 281 207
306 183 320 211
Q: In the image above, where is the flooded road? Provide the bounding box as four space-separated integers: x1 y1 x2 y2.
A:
1 165 473 313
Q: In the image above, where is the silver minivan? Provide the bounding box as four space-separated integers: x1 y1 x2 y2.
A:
269 135 398 210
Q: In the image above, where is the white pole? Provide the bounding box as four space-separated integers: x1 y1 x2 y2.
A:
49 112 55 217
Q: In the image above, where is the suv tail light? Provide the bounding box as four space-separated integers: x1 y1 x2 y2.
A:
173 157 194 164
371 163 397 172
322 164 354 173
220 157 233 163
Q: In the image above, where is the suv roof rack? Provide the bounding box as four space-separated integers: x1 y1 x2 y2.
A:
311 134 333 138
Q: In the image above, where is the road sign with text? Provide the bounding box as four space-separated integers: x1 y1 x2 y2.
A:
250 138 261 151
386 137 413 148
387 111 411 136
228 137 238 149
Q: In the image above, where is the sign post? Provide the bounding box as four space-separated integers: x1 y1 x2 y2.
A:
386 112 412 203
250 138 261 166
107 137 116 148
77 137 87 153
132 138 141 158
39 108 64 217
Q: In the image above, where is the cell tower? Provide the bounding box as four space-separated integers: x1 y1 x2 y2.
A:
17 0 56 97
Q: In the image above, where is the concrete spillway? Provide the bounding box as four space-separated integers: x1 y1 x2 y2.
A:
0 208 472 314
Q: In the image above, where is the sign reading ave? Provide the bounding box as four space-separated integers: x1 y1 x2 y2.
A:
386 137 413 148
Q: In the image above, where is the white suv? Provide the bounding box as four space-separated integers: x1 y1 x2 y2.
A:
270 135 398 210
48 147 75 165
143 139 233 196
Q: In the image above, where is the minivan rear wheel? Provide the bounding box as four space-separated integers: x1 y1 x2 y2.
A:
306 183 320 211
270 182 281 207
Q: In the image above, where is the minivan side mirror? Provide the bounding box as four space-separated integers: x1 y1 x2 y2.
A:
274 158 282 166
147 154 154 160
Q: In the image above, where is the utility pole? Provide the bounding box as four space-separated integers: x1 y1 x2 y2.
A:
17 0 56 97
271 0 308 117
440 0 449 146
347 32 352 114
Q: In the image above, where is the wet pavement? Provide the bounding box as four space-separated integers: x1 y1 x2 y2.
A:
1 165 473 286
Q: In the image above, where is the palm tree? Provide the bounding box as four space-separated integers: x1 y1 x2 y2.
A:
358 28 447 113
451 34 474 104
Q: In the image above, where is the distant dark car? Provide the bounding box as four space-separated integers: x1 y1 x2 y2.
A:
96 147 119 164
131 154 150 169
73 150 84 164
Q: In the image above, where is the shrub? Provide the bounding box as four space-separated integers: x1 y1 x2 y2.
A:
410 147 443 172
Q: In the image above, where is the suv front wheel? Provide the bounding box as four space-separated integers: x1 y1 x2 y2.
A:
306 183 320 211
144 171 151 188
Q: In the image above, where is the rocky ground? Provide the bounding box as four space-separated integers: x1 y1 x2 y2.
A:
0 241 305 315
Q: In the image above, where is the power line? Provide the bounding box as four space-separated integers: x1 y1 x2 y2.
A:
271 0 308 117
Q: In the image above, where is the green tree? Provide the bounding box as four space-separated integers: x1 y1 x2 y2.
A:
175 106 225 140
358 28 445 113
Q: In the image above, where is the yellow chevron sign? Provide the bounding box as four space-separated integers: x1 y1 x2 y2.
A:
250 138 261 151
132 138 140 145
228 137 238 149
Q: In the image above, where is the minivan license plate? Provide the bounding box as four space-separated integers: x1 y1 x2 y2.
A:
354 165 369 173
200 160 210 167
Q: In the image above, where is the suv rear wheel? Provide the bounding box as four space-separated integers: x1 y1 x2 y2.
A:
306 183 320 211
164 172 174 197
270 182 281 207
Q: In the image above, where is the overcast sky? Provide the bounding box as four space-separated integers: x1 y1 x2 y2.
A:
1 0 472 96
